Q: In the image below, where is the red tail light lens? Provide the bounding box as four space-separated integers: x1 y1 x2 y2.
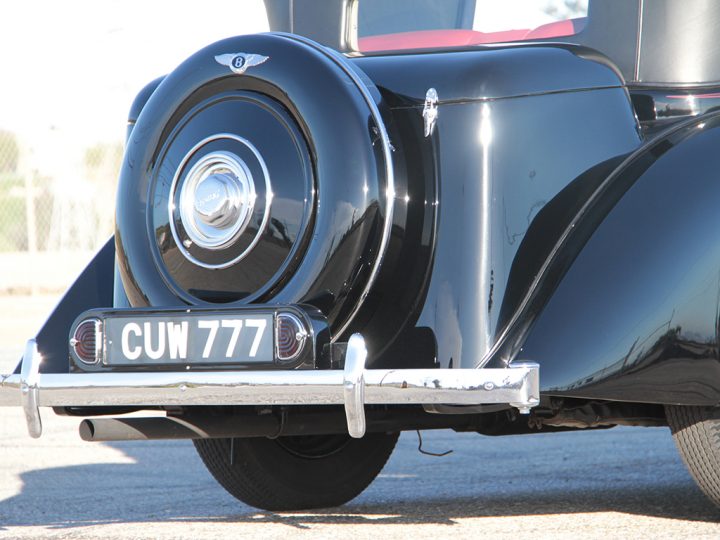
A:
70 318 102 365
276 313 308 362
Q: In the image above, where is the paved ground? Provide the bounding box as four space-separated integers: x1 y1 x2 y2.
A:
1 295 720 538
1 413 720 539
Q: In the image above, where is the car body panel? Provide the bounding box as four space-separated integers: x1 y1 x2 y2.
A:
351 45 642 370
515 114 720 405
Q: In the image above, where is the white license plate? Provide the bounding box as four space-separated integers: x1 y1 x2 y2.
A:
103 313 274 366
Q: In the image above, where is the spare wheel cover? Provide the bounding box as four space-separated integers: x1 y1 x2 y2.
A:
115 32 395 339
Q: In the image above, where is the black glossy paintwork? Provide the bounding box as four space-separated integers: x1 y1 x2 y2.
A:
118 38 644 375
630 86 720 137
126 76 163 141
36 32 720 409
151 91 313 301
505 113 720 405
346 91 438 369
352 43 624 103
351 46 642 370
415 89 639 369
116 33 392 339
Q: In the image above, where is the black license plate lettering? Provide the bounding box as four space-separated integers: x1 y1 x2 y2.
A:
105 313 274 366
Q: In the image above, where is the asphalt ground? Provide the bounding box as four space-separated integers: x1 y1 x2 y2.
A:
2 414 720 539
1 295 720 538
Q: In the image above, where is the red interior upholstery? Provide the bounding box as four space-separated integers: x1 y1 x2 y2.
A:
359 29 528 52
358 18 587 53
524 18 586 39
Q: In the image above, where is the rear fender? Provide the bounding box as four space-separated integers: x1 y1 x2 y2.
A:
497 112 720 405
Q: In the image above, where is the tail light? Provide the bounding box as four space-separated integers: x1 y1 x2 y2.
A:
275 313 308 362
70 318 102 365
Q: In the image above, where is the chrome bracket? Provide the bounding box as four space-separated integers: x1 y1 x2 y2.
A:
508 361 541 414
422 88 439 137
343 334 367 438
20 339 42 438
341 334 540 438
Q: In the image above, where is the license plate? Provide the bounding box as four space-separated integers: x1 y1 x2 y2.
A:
103 312 274 366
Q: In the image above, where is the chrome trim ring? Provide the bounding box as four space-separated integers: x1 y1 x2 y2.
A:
275 312 309 362
69 317 103 365
178 151 256 250
275 33 396 340
168 134 273 270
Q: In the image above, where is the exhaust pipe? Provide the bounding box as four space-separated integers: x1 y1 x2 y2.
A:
79 407 484 441
79 415 298 441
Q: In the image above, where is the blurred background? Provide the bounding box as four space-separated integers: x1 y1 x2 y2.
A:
0 0 269 297
0 0 269 368
0 0 585 369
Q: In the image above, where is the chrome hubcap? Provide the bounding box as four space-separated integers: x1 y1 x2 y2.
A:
178 151 255 250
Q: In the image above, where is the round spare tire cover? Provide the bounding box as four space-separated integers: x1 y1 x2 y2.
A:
115 32 394 339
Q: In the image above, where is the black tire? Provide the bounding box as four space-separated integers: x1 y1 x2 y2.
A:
666 405 720 506
193 432 399 511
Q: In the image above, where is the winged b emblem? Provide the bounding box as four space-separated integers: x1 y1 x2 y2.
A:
214 52 269 75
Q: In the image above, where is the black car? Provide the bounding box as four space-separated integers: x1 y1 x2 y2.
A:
3 0 720 512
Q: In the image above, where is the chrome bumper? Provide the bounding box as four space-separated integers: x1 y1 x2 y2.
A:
0 334 539 439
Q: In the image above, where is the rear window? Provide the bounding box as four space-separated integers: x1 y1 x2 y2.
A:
358 0 588 52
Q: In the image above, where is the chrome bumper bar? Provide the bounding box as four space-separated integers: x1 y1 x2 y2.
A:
0 334 539 439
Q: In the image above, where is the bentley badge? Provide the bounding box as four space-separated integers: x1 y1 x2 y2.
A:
214 52 269 75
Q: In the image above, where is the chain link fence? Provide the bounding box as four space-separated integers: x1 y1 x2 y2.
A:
0 129 122 294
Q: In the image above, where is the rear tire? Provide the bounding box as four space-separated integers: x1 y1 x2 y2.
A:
666 405 720 506
193 432 399 511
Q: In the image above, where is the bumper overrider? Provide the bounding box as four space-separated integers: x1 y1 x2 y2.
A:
0 307 539 439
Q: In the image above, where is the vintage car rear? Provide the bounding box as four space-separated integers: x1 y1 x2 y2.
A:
4 0 720 511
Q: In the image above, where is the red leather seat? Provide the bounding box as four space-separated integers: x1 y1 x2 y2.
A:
359 28 529 52
524 18 587 39
358 17 588 52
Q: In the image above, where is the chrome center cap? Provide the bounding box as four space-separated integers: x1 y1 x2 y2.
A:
178 151 255 250
194 172 243 227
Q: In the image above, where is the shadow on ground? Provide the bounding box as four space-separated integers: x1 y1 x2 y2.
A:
0 427 718 530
